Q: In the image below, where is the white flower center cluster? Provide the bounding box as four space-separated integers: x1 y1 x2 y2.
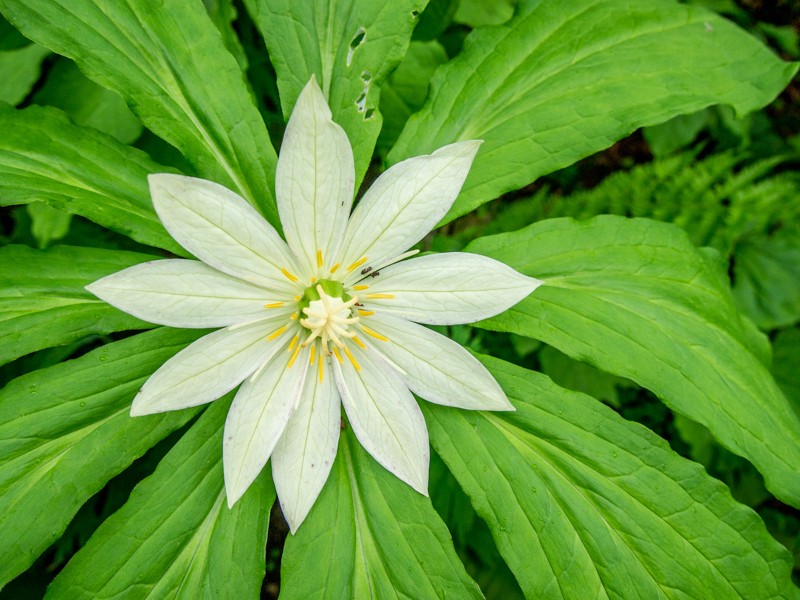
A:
300 285 360 353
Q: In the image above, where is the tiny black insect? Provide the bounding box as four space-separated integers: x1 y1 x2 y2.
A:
360 266 372 275
366 270 380 278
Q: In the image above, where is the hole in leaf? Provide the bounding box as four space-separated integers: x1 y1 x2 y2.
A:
364 108 375 120
347 27 366 66
411 9 419 17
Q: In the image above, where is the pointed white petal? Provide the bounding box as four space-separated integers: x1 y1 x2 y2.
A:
338 141 482 273
364 315 513 411
272 356 340 532
276 76 355 273
131 319 291 416
224 345 310 507
87 259 284 328
149 174 303 293
332 344 428 494
365 252 542 325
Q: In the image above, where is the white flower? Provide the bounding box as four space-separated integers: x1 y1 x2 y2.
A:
87 77 542 532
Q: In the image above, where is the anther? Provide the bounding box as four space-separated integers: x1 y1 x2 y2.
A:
365 293 394 299
317 250 323 269
287 345 301 369
329 263 341 274
361 326 388 342
267 325 287 340
332 347 344 364
344 346 361 371
310 345 316 365
346 256 369 272
353 335 366 349
353 285 369 291
264 302 285 308
358 310 374 316
281 268 299 282
288 335 298 351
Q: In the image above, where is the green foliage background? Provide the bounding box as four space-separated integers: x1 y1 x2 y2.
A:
0 0 799 598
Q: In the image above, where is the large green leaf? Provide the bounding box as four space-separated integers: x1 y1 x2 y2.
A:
245 0 428 185
0 43 49 105
0 103 184 255
0 245 157 366
467 216 800 507
424 354 799 599
390 0 798 223
0 0 279 224
0 327 205 587
280 426 484 600
45 393 274 600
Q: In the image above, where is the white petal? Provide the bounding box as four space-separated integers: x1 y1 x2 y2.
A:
87 259 284 328
276 76 355 273
332 343 429 494
338 141 482 273
364 315 513 411
131 319 291 416
149 174 303 293
272 356 340 532
365 253 542 325
224 345 310 507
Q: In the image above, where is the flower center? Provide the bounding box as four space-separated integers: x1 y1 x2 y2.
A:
298 279 360 354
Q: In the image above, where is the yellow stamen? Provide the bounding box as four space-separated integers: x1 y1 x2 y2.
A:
294 295 300 302
330 263 341 274
318 357 324 383
358 309 374 316
353 335 366 349
291 312 298 320
346 256 369 272
317 250 323 268
310 277 316 283
344 346 361 371
281 268 298 282
332 346 344 364
287 345 301 369
353 285 369 291
267 325 287 341
310 345 316 365
361 326 388 342
288 335 298 351
264 302 285 309
365 294 395 299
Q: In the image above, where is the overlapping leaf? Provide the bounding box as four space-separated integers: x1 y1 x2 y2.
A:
0 245 156 366
32 59 143 144
46 394 274 600
390 0 798 223
0 103 182 254
280 426 484 600
0 328 205 586
0 43 49 105
467 216 800 507
732 226 800 330
246 0 427 184
424 354 799 599
0 0 279 224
